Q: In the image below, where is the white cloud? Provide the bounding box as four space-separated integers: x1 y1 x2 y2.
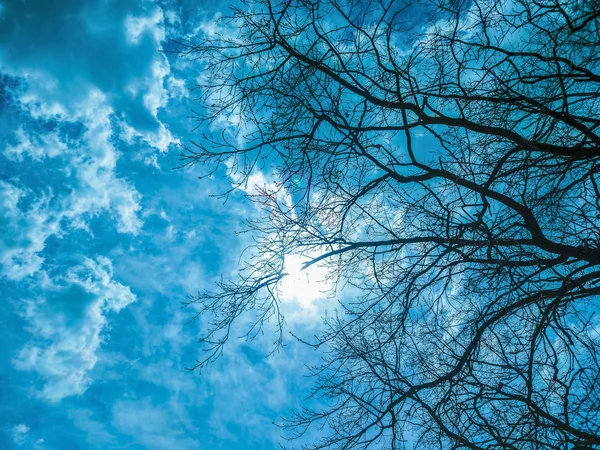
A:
0 182 57 280
192 13 224 40
123 51 183 153
125 8 165 45
142 57 171 117
124 6 187 119
141 56 187 117
166 73 188 100
68 89 143 234
5 127 68 161
0 87 143 280
120 118 178 154
164 9 181 28
11 423 30 446
0 180 25 211
143 153 161 169
14 257 136 401
15 71 68 119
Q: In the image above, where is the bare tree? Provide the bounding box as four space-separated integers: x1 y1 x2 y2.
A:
179 0 600 448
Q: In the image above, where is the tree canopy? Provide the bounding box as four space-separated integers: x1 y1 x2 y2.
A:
181 0 600 448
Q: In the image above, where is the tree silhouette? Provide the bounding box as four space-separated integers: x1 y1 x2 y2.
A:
180 0 600 448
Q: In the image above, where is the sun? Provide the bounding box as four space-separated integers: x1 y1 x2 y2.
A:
279 254 328 310
283 254 305 277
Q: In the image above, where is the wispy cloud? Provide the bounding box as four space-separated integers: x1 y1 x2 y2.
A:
1 83 143 280
11 423 30 446
14 257 136 401
0 2 316 449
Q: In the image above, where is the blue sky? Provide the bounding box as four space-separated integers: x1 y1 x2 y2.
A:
0 1 326 448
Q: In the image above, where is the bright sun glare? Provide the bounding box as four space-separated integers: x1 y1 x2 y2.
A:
280 254 328 310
